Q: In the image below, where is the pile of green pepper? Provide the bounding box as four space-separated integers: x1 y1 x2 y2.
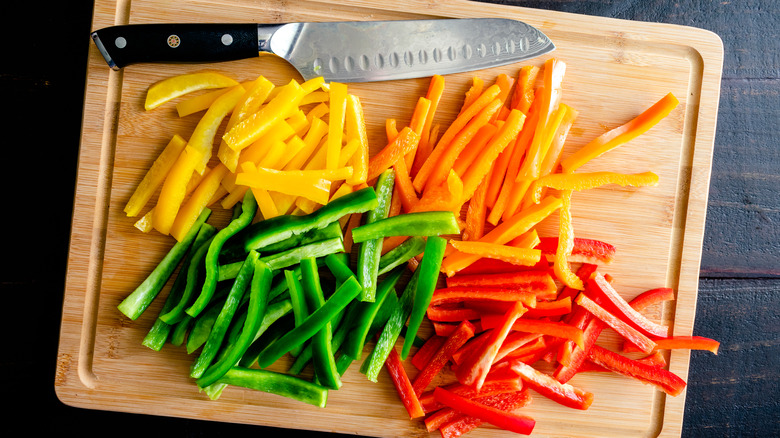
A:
118 172 459 407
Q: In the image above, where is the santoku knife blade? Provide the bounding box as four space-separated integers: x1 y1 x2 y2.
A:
91 19 554 82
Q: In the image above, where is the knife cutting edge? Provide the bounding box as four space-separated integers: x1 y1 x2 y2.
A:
91 19 554 83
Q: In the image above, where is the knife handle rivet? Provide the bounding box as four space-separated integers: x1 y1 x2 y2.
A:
221 34 234 46
114 37 127 49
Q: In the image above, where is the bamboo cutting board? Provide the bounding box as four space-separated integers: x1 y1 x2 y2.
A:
56 0 723 437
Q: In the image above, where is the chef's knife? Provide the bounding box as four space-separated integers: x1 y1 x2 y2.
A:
91 19 554 82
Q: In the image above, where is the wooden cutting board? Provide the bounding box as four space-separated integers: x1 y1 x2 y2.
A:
56 0 723 436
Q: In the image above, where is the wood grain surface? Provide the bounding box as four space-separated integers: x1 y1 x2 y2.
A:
2 0 777 437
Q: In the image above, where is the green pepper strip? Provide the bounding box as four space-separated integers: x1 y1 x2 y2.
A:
342 265 405 361
360 269 419 382
186 191 257 318
377 236 426 276
216 367 329 408
401 235 447 359
255 275 362 369
236 300 293 368
190 250 260 379
261 237 344 271
170 314 193 347
187 298 222 354
288 304 349 376
285 270 309 357
324 253 357 284
143 223 217 350
242 187 378 252
117 208 212 320
300 257 342 390
237 313 294 368
357 169 395 302
197 260 272 388
351 211 460 243
159 229 218 324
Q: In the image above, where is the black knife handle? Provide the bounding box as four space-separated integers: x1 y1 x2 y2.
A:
91 23 259 70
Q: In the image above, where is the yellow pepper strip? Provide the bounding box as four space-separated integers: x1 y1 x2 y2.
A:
273 135 307 170
327 82 348 169
306 102 330 122
222 79 306 152
124 134 188 217
169 163 229 241
235 163 331 205
448 240 542 267
176 86 231 118
208 185 228 206
189 84 247 174
145 71 239 111
268 191 298 216
508 228 541 249
331 183 355 227
338 138 360 169
285 116 328 171
440 195 562 277
220 136 293 210
134 169 204 232
222 120 297 190
134 212 154 233
301 76 326 94
345 94 369 185
553 190 584 289
301 91 329 106
152 145 205 235
252 186 280 220
529 171 660 203
561 92 680 173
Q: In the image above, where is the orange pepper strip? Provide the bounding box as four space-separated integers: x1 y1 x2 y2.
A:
393 156 419 213
345 94 369 185
460 109 527 204
511 65 540 114
561 92 680 173
222 79 305 152
483 136 517 210
145 71 239 111
413 84 502 192
405 97 432 169
327 82 348 169
124 134 188 217
530 171 660 202
448 240 542 267
152 145 205 235
459 76 484 115
462 173 490 241
367 127 421 181
170 163 229 241
412 75 446 178
491 73 516 123
422 98 504 193
410 169 464 215
452 123 499 177
440 196 562 277
386 118 399 142
553 190 583 289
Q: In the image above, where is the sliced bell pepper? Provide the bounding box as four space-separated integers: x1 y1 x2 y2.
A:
235 163 332 205
411 75 445 178
385 347 425 419
326 82 348 170
214 367 328 408
419 371 523 414
196 259 272 388
536 237 617 265
588 272 670 338
587 344 687 396
462 174 489 241
480 316 585 350
170 163 229 241
345 94 369 185
152 145 205 236
117 209 211 320
445 270 556 298
530 171 660 204
411 334 447 371
412 320 476 396
189 84 248 173
124 134 188 217
357 169 396 302
452 123 499 178
623 336 720 354
521 296 573 319
432 387 536 435
575 292 657 353
430 287 537 309
351 211 460 243
448 240 542 267
377 235 426 276
456 302 526 390
158 231 216 324
401 235 448 359
260 237 344 271
511 65 540 114
144 71 239 111
367 126 421 182
437 390 533 438
409 169 464 215
511 360 594 410
553 190 584 290
561 92 680 173
628 287 676 312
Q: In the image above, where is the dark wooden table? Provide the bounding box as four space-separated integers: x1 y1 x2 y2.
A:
3 1 776 436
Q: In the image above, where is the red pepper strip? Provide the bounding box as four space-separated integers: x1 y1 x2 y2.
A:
588 272 670 338
500 336 547 363
385 347 425 419
535 237 616 265
456 257 550 276
430 286 538 309
623 336 720 354
553 316 606 383
433 387 536 435
419 371 523 414
628 287 676 312
579 351 667 372
426 304 482 322
587 345 687 396
436 391 533 438
575 292 657 354
456 302 527 390
446 269 555 291
434 321 482 337
511 360 594 410
553 264 601 366
413 321 477 396
481 316 586 350
522 296 573 319
494 332 543 364
451 330 492 365
412 335 446 371
558 263 600 322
